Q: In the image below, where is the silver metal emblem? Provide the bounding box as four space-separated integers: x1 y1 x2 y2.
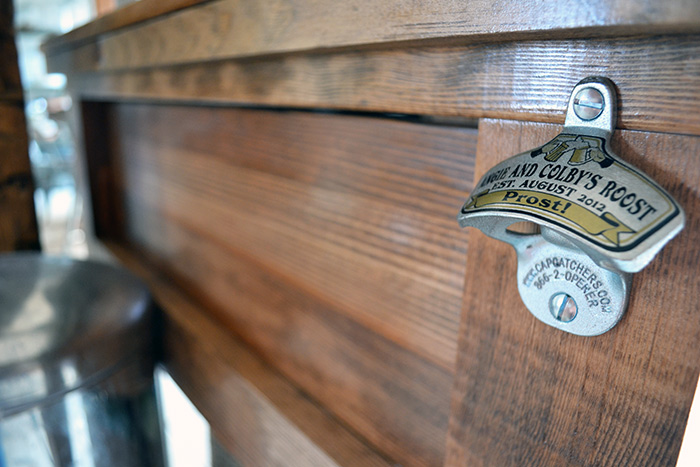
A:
457 77 684 336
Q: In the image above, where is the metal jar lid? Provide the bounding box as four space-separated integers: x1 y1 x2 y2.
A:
0 253 153 417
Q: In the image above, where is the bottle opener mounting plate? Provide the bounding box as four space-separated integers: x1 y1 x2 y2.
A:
457 77 684 336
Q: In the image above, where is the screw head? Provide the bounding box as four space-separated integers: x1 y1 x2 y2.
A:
550 293 578 322
573 87 604 121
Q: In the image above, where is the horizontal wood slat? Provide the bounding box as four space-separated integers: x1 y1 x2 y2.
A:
91 104 477 466
447 119 700 466
106 242 392 467
126 218 453 466
44 0 210 51
110 105 475 370
43 0 700 71
57 35 700 136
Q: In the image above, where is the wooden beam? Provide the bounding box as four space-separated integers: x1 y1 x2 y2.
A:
52 35 700 136
43 0 700 71
447 119 700 466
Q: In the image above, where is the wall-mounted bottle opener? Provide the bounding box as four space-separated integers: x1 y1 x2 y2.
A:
457 77 685 336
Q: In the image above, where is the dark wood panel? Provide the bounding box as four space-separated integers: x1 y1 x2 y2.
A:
106 242 392 467
81 102 125 241
59 35 700 136
447 120 700 466
106 105 475 371
116 215 453 466
1 0 24 97
86 104 474 466
0 103 27 134
43 0 700 72
0 2 39 252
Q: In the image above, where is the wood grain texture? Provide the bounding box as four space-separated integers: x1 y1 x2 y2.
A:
1 1 23 97
88 104 475 466
43 0 700 72
129 217 453 466
43 0 210 52
81 102 125 241
0 3 40 252
447 119 700 466
106 242 392 467
57 35 700 136
108 104 474 371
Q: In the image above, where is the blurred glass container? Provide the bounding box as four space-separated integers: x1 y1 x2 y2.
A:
0 253 163 466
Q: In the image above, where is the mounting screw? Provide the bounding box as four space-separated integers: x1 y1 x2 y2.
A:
550 293 578 322
573 87 604 121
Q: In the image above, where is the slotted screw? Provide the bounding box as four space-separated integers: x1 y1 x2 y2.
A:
550 293 578 323
573 87 604 121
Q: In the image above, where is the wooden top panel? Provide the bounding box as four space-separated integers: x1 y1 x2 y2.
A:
447 120 700 466
43 1 700 135
56 35 700 136
43 0 210 51
44 0 700 68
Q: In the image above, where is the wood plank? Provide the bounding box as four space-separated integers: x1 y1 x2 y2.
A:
43 0 211 52
106 242 392 467
84 104 471 466
0 2 40 252
447 120 700 466
43 0 700 72
104 104 475 371
112 217 453 466
81 102 126 241
1 1 24 96
59 35 700 136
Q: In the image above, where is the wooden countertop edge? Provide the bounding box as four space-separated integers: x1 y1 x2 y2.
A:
42 0 700 60
49 34 700 137
41 0 211 52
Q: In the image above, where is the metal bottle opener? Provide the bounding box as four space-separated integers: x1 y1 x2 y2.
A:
457 77 685 336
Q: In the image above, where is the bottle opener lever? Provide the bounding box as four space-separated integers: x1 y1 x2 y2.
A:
457 77 685 336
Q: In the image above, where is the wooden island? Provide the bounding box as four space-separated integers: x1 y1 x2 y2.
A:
44 1 700 465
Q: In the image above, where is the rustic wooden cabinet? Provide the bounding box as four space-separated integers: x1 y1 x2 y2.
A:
44 1 700 465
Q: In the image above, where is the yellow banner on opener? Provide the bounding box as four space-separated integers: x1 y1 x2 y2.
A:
462 189 635 246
